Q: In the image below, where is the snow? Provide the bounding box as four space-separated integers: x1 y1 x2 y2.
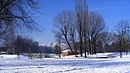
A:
0 53 130 73
0 54 18 59
62 49 71 52
61 52 117 59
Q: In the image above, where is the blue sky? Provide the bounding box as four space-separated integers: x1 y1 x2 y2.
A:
28 0 130 44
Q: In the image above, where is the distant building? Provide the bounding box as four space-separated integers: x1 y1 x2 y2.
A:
61 49 72 57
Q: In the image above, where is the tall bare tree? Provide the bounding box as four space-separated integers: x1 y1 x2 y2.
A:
88 11 105 54
76 0 88 57
82 0 89 58
54 11 75 53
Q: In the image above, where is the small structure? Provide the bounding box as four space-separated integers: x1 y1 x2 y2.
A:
62 49 72 57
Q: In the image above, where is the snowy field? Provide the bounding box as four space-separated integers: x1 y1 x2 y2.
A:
0 53 130 73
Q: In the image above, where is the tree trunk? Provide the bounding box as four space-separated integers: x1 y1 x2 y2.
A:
64 36 73 54
72 34 77 56
120 51 122 58
84 40 87 58
84 48 87 58
88 39 91 55
80 36 83 57
93 42 97 54
126 51 128 55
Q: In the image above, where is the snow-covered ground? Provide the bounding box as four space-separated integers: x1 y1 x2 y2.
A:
0 53 130 73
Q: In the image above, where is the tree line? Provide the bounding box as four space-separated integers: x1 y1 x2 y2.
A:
54 0 130 58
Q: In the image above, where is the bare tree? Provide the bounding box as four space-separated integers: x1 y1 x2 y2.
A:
88 11 105 54
96 31 113 53
68 14 77 56
82 0 89 58
115 19 130 58
75 0 87 57
0 0 39 53
54 11 75 53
